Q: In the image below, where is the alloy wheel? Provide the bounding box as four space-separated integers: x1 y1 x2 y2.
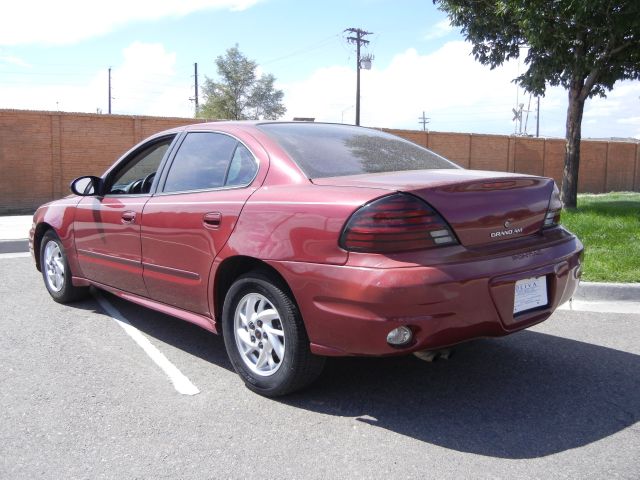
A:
233 292 285 376
44 240 65 292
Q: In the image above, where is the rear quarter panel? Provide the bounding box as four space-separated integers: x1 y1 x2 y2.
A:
225 184 387 264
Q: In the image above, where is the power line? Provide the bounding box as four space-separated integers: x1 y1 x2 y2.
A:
260 34 341 66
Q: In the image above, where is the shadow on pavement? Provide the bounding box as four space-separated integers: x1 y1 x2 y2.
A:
284 331 640 459
86 290 233 372
85 292 639 459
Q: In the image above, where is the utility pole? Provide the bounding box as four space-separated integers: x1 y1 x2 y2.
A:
108 67 112 114
190 62 199 115
418 111 430 131
536 96 540 137
345 28 372 126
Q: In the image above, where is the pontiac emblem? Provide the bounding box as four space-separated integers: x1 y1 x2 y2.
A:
491 219 523 238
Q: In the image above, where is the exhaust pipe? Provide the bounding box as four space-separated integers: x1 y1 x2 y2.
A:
413 348 452 362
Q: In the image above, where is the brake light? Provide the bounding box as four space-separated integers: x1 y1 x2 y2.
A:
340 193 458 253
543 183 562 228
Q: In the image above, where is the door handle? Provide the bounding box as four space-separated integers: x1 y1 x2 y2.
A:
121 211 136 224
203 212 222 229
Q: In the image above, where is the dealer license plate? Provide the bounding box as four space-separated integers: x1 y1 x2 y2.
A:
513 276 548 314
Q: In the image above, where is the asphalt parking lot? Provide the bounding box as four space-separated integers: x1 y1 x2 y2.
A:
1 253 639 479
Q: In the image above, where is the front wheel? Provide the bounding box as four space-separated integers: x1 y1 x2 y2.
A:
222 272 325 397
40 230 89 303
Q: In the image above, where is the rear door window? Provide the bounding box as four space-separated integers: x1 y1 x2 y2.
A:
163 132 239 193
226 144 258 187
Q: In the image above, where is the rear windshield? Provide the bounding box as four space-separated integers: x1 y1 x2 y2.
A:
257 123 459 179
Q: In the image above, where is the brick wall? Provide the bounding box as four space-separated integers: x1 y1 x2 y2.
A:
1 109 638 214
0 110 206 214
383 128 639 197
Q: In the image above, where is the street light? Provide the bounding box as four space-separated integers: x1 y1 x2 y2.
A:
341 105 354 123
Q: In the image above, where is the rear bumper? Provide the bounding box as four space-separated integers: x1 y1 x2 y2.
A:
270 231 583 356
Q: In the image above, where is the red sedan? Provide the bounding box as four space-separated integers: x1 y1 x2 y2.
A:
30 122 583 396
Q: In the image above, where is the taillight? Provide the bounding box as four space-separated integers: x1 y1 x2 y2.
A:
543 183 562 228
340 193 458 253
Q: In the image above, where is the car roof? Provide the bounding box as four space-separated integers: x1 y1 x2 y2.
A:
181 120 375 130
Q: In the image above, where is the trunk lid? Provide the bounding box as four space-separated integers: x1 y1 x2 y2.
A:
313 169 554 247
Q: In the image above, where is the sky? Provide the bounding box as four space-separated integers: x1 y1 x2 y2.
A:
1 0 638 139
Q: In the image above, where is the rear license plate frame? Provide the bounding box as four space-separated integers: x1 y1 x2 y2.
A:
513 276 548 315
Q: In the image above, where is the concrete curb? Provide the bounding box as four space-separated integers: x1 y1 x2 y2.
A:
574 281 640 302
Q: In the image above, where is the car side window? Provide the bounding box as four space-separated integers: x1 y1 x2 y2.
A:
108 137 173 195
226 144 258 187
163 132 247 193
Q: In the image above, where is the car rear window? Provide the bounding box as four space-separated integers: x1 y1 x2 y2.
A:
257 123 458 179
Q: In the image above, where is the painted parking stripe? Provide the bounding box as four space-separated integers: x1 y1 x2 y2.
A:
94 291 200 396
0 252 31 259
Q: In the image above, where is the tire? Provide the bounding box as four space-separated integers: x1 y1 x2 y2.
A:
222 272 325 397
40 230 89 303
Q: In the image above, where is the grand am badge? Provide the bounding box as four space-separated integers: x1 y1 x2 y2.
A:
490 226 523 238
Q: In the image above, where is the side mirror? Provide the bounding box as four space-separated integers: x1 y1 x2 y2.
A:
70 176 103 196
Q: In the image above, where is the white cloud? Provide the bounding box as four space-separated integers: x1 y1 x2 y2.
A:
0 54 30 67
283 42 534 133
423 19 454 41
615 116 640 140
0 42 194 117
109 42 194 117
283 65 354 122
2 37 637 140
0 0 262 45
578 80 640 139
617 116 640 124
281 41 640 139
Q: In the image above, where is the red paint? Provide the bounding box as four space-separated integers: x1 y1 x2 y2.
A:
141 188 256 315
74 196 148 296
31 122 583 356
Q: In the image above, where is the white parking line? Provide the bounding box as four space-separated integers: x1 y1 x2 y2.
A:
94 291 200 396
0 252 31 259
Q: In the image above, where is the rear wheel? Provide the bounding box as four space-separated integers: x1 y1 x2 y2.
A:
40 230 89 303
222 272 325 397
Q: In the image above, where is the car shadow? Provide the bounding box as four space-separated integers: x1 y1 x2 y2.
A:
283 332 640 459
83 292 639 459
79 291 233 371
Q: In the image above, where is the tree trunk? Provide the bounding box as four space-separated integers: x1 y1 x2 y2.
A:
561 81 586 209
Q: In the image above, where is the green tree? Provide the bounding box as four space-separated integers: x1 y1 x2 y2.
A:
434 1 640 208
249 73 286 120
199 45 286 121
